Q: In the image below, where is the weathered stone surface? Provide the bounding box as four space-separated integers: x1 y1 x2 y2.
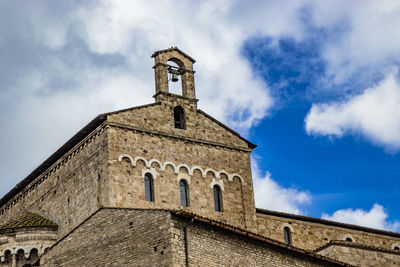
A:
40 208 344 267
0 47 399 266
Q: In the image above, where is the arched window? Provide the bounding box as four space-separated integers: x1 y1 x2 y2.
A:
180 179 189 207
346 237 353 242
144 173 154 202
213 185 223 212
394 246 400 250
174 106 186 129
283 227 292 245
4 250 11 263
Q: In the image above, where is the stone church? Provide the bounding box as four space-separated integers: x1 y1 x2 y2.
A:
0 47 399 266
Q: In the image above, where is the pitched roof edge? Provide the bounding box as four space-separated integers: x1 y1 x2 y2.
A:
256 208 400 238
0 115 107 209
151 47 196 63
172 210 352 266
197 109 257 149
0 212 58 231
314 240 400 255
0 102 160 210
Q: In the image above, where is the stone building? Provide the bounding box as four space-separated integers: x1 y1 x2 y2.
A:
0 47 399 266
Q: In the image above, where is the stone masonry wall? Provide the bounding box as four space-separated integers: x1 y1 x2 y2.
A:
170 214 342 267
40 208 343 267
317 243 400 266
0 126 108 238
256 213 400 252
107 98 250 150
40 209 172 267
105 125 256 230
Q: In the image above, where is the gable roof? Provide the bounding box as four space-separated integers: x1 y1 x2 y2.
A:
0 212 57 231
151 46 196 63
197 109 257 149
256 208 400 238
0 103 159 210
0 102 255 211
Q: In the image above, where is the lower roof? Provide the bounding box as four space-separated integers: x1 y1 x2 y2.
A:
0 212 57 231
256 208 400 238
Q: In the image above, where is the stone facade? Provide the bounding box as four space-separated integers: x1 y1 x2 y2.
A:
40 208 344 267
256 209 400 252
0 47 399 266
316 241 400 267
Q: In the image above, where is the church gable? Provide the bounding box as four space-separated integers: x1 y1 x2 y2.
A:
105 102 253 150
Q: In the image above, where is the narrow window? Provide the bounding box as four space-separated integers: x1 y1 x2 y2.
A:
174 106 186 129
180 179 189 207
145 173 154 202
213 185 223 212
284 227 292 245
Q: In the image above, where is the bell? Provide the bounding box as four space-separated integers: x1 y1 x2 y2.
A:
171 73 179 82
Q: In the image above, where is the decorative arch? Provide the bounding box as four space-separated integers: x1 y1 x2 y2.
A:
142 169 158 180
161 161 178 173
343 234 355 242
118 154 134 165
149 159 162 168
133 156 149 167
177 173 191 184
229 173 244 184
218 170 230 180
190 166 205 177
177 163 190 174
210 178 224 191
205 168 218 178
392 243 400 250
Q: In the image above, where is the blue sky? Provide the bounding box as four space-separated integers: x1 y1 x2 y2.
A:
1 0 400 231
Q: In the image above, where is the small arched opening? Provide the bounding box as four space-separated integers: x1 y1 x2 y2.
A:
213 185 223 212
174 106 186 129
167 60 184 95
144 173 155 202
179 179 189 207
29 248 39 261
4 250 12 263
283 227 292 245
16 249 25 262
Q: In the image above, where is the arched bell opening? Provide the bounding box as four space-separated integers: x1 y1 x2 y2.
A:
167 60 184 96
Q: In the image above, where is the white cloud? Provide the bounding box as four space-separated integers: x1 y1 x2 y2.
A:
305 70 400 151
322 204 400 232
310 0 400 84
252 159 311 215
74 0 274 132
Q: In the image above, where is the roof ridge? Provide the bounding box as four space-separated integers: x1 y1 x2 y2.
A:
256 208 400 238
314 240 400 254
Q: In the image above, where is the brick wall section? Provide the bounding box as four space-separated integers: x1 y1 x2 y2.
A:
317 243 400 266
169 214 344 267
40 209 172 267
0 126 108 238
256 212 400 251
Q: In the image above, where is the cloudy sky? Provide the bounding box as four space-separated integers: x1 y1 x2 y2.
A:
1 0 400 232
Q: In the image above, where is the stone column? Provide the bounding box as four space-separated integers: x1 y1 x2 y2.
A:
11 253 16 267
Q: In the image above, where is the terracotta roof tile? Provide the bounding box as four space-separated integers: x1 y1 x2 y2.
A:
0 212 57 230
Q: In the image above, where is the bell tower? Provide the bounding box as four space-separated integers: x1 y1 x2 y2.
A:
152 47 197 106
